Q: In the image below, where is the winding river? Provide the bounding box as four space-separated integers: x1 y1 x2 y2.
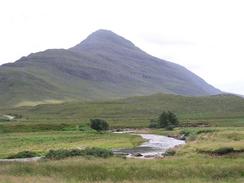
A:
113 133 185 158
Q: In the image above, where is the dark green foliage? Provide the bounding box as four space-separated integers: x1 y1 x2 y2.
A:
148 119 158 128
180 130 191 137
159 111 179 128
90 119 109 131
84 147 113 158
165 125 175 131
164 149 176 156
196 129 216 134
150 111 179 129
212 147 235 155
45 149 83 160
7 151 39 159
197 147 239 156
45 148 113 160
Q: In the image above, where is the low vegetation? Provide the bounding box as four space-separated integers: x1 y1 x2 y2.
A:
90 119 109 131
0 131 143 158
0 126 244 182
45 147 113 160
0 94 244 182
7 151 39 159
2 93 244 128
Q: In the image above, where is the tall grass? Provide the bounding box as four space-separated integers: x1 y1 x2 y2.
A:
1 156 244 183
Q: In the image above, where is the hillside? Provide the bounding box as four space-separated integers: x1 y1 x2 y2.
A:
0 30 221 107
3 93 244 128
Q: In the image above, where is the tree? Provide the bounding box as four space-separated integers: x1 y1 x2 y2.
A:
159 111 170 128
159 111 179 128
149 111 179 129
167 111 179 126
90 119 109 131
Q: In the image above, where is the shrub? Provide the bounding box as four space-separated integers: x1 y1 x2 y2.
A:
180 130 191 136
196 129 215 134
45 149 83 160
164 149 176 156
197 147 235 156
213 147 235 155
45 147 113 160
7 151 39 159
84 147 113 158
90 119 109 131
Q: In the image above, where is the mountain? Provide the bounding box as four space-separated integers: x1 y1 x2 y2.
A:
0 29 221 107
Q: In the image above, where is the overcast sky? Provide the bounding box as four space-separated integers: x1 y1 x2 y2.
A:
0 0 244 94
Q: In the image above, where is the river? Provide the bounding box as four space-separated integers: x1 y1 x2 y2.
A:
113 133 185 158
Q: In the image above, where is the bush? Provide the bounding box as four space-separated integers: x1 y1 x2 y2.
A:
197 147 235 156
45 149 83 160
7 151 39 159
196 129 215 134
180 130 191 136
213 147 235 155
45 147 113 160
164 149 176 156
90 119 109 131
84 147 113 158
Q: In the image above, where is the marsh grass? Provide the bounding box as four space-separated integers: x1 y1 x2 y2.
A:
0 156 244 183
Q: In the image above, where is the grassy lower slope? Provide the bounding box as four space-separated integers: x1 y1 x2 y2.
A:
2 93 244 128
0 127 244 183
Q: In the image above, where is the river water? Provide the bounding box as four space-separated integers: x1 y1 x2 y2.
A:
113 134 185 158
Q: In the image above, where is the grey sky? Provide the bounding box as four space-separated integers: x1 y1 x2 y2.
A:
0 0 244 94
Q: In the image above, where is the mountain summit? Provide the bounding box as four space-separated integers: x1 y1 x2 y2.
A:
70 29 139 52
0 30 221 107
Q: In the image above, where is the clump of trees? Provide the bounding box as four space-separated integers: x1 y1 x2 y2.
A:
90 119 109 131
149 111 179 130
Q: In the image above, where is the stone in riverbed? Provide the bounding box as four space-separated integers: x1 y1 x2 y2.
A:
133 153 143 157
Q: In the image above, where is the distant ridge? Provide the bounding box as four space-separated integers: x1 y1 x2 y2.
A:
0 29 221 107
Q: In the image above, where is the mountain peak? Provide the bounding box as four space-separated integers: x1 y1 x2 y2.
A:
70 29 136 52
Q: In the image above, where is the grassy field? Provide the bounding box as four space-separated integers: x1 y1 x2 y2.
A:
0 93 244 182
0 131 143 159
0 127 244 183
1 93 244 130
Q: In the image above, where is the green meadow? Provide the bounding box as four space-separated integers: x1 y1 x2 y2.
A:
0 127 244 183
0 93 244 182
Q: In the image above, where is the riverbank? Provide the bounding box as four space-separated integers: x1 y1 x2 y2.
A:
0 127 244 182
113 133 185 158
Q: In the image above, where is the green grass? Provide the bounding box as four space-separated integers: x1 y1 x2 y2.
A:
0 156 243 183
0 94 244 182
1 93 244 130
0 127 244 183
0 131 143 158
0 122 244 182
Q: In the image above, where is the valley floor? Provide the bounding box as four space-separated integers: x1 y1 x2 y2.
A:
0 127 244 183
